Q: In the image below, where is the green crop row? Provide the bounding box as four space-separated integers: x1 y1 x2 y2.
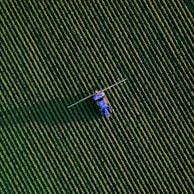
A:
1 0 192 193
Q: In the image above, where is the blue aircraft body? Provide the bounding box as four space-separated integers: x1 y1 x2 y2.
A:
67 79 127 118
93 91 112 117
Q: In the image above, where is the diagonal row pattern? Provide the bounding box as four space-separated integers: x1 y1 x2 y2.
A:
1 0 193 193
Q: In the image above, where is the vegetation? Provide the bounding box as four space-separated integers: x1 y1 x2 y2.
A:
1 0 192 193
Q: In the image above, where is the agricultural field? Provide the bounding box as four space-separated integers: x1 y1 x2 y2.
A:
1 0 193 193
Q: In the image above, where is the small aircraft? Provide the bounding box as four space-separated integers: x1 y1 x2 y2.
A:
68 78 127 117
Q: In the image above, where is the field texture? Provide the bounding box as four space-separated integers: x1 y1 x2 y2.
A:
1 0 193 193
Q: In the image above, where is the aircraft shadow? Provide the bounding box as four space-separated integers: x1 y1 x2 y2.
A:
2 96 100 128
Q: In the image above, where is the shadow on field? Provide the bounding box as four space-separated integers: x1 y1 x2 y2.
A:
2 97 99 128
183 0 194 14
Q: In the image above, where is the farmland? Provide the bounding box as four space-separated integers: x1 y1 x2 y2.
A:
1 0 193 193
